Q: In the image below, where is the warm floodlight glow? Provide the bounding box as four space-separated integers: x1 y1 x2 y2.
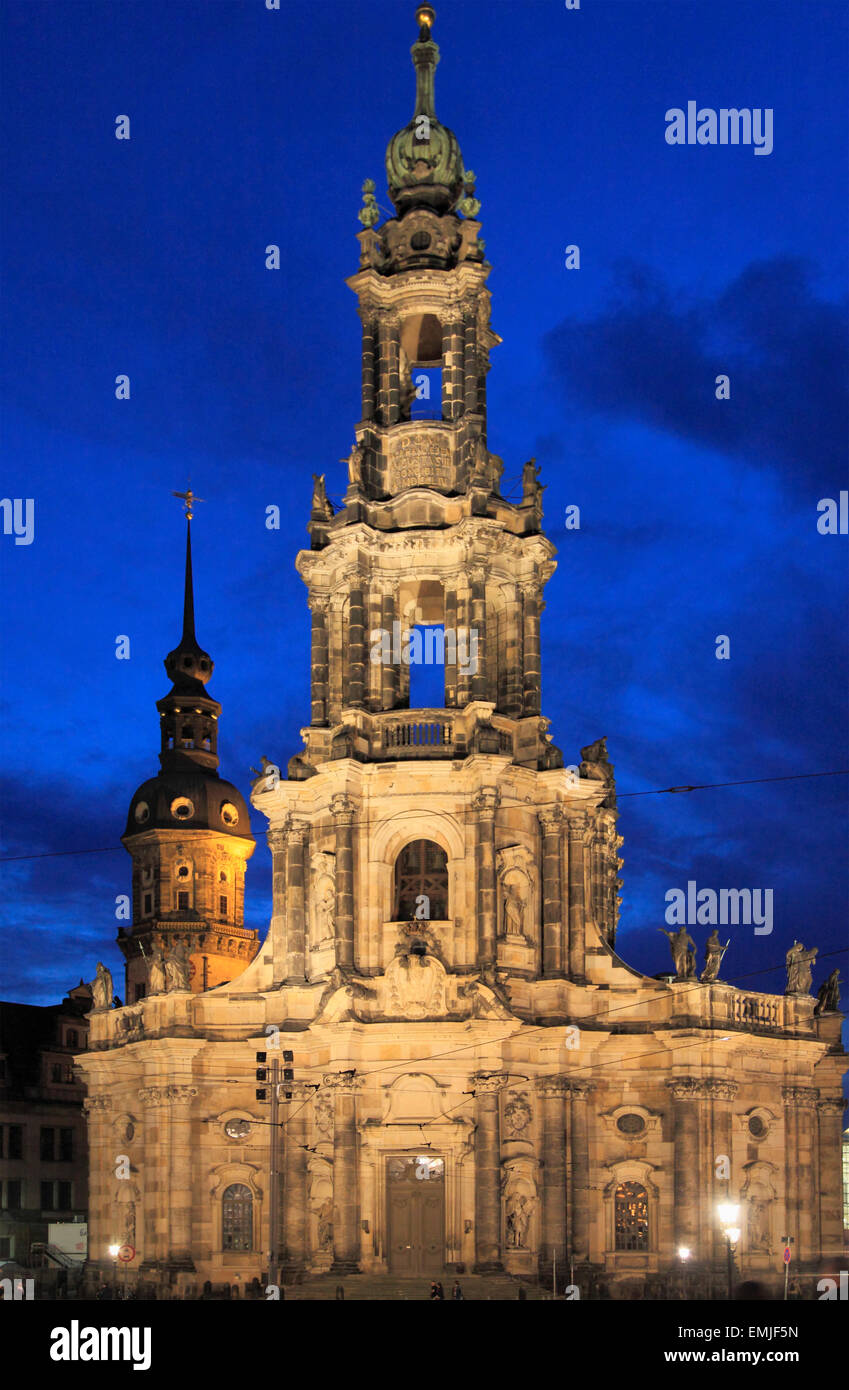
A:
717 1202 740 1227
108 1244 120 1257
678 1246 691 1261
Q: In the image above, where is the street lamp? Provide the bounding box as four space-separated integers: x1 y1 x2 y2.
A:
108 1244 120 1299
677 1246 691 1300
717 1204 740 1300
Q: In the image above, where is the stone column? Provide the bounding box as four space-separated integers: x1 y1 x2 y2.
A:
346 584 366 709
469 565 487 702
456 584 472 708
309 596 329 726
472 1072 506 1271
817 1097 847 1260
386 316 401 425
782 1086 817 1262
325 1072 363 1272
565 811 588 982
282 1083 314 1274
568 1080 595 1262
504 585 524 717
165 1084 198 1271
332 794 355 971
539 807 563 977
361 313 376 422
521 582 541 716
285 819 309 983
82 1095 114 1277
380 587 399 711
366 586 382 710
268 826 288 986
442 316 463 422
667 1078 705 1253
444 582 458 707
536 1076 568 1272
473 788 500 968
463 311 477 418
706 1079 738 1261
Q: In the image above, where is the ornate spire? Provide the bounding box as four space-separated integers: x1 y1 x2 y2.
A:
157 500 220 772
412 5 438 119
385 5 464 216
164 497 213 693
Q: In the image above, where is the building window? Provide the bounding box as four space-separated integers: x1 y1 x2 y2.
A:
57 1181 72 1210
219 895 228 917
67 1030 78 1049
393 839 448 920
41 1180 55 1211
222 1183 253 1251
614 1181 649 1252
177 892 190 911
5 1181 21 1210
8 1126 22 1160
143 893 153 916
40 1127 55 1162
0 1238 10 1259
59 1129 73 1162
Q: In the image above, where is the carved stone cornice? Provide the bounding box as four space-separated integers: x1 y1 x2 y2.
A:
704 1079 739 1102
565 1079 595 1099
471 1071 509 1095
782 1086 819 1109
138 1084 198 1108
472 787 501 817
331 793 356 822
519 580 541 602
816 1097 847 1116
83 1095 112 1115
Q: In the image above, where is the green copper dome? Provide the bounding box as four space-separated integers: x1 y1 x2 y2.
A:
385 6 465 216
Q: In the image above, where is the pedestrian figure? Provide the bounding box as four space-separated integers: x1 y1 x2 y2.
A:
452 1280 464 1300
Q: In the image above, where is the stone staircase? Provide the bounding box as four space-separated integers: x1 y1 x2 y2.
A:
279 1273 551 1301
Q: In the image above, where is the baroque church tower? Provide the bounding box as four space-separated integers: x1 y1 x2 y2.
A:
119 503 258 1000
78 6 844 1297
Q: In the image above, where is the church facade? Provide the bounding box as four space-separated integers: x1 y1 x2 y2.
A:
77 6 845 1296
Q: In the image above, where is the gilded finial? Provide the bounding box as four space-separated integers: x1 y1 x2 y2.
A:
171 486 206 521
416 4 435 32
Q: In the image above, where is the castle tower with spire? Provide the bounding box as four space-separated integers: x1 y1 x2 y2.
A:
78 7 845 1297
119 503 258 999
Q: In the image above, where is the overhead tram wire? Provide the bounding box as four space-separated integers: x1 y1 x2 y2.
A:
1 768 846 863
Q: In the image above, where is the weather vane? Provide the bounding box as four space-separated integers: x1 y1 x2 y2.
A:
171 484 205 521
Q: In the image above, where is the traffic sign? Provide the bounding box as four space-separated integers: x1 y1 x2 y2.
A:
117 1244 135 1263
783 1247 791 1264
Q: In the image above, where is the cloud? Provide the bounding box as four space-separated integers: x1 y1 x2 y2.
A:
544 258 848 493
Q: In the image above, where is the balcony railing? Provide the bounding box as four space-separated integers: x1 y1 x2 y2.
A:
381 714 454 755
730 994 782 1029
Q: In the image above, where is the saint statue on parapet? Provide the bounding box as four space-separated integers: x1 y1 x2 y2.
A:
784 940 818 996
659 925 697 979
700 929 730 983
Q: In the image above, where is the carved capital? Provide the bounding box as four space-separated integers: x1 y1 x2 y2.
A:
469 564 487 588
782 1086 819 1108
667 1077 711 1102
284 1081 319 1104
534 1075 570 1098
816 1097 847 1117
519 580 540 603
267 828 288 854
704 1079 739 1103
472 787 501 817
564 810 589 839
165 1084 198 1107
138 1086 163 1107
472 1071 509 1095
331 793 355 823
288 817 311 844
565 1079 595 1099
83 1095 112 1115
538 806 563 834
308 593 330 616
322 1071 364 1095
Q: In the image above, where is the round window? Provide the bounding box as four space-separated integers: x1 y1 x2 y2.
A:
134 801 150 824
171 797 195 821
125 1121 135 1143
221 801 239 827
616 1113 646 1136
748 1115 767 1139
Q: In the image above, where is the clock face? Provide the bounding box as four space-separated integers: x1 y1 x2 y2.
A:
224 1118 251 1140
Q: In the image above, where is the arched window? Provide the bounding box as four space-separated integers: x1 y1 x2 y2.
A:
222 1183 253 1251
393 839 448 920
614 1181 649 1251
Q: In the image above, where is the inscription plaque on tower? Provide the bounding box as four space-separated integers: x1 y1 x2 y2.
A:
387 429 453 493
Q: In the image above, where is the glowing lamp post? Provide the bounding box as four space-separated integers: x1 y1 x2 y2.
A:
717 1204 741 1300
108 1243 120 1298
677 1245 691 1299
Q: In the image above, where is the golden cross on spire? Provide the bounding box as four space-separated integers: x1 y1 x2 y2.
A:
171 486 206 521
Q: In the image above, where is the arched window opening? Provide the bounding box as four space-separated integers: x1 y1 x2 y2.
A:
393 839 448 921
222 1182 252 1251
614 1181 649 1251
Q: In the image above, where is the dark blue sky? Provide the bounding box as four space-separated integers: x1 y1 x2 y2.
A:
1 1 846 1060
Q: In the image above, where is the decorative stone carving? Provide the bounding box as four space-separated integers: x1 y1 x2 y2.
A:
703 1079 739 1102
165 939 191 992
83 1095 112 1115
781 1086 818 1108
386 950 447 1018
814 968 841 1015
740 1161 777 1254
310 851 337 949
314 1094 334 1140
667 1077 712 1101
503 1091 533 1137
501 1157 538 1251
147 948 166 996
659 926 697 979
137 1084 197 1108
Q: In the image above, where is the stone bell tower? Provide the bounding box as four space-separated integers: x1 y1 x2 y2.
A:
251 3 623 995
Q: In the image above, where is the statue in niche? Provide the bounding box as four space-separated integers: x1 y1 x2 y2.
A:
785 940 818 996
91 962 114 1011
505 1193 533 1249
315 882 335 946
502 880 527 938
746 1197 771 1253
342 442 364 489
814 968 841 1015
316 1199 333 1251
147 948 166 996
659 926 697 979
165 939 191 992
700 929 730 983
